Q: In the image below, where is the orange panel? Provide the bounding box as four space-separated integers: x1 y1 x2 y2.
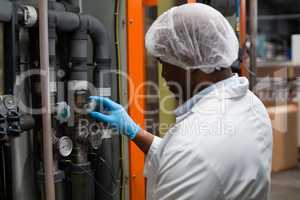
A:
240 0 248 77
144 0 158 6
127 1 146 200
187 0 197 3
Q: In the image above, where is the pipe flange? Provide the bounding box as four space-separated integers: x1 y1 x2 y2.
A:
22 5 37 27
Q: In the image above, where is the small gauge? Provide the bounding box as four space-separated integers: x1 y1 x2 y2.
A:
58 136 73 157
3 95 17 110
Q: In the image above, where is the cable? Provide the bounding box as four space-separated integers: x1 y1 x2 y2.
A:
114 0 125 200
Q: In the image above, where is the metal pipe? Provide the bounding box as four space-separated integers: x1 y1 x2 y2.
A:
82 15 111 63
11 134 36 200
47 12 110 63
2 143 12 199
4 3 17 95
0 1 13 22
11 28 37 200
0 145 5 200
71 163 95 200
67 0 82 12
49 11 80 32
257 14 300 20
249 0 257 90
2 7 17 200
67 13 113 200
38 0 55 200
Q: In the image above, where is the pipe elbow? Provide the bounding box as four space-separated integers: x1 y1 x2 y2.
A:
80 14 111 65
49 10 80 32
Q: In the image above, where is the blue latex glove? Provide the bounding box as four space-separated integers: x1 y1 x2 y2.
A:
88 96 141 139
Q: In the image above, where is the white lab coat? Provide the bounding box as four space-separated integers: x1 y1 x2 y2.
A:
144 75 273 200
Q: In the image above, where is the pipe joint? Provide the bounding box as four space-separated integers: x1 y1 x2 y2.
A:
80 14 111 63
49 11 80 32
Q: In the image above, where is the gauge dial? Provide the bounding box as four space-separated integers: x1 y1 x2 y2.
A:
58 136 73 157
4 95 17 110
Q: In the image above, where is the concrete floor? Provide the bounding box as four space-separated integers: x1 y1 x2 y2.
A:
271 164 300 200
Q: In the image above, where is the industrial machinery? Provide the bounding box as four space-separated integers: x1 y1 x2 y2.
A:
0 0 121 200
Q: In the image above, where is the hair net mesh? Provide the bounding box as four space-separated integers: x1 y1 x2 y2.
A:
145 3 239 74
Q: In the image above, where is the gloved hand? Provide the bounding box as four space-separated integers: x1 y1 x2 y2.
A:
88 96 141 139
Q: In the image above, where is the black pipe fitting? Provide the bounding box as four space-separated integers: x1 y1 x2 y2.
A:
47 11 111 70
48 11 80 32
80 14 111 65
69 23 89 81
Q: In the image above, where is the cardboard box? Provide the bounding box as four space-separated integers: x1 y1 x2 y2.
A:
268 104 299 172
292 34 300 64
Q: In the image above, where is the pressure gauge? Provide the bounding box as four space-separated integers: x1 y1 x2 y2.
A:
3 95 17 110
58 136 73 157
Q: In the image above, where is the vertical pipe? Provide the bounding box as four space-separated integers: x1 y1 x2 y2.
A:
3 143 12 200
38 0 55 200
249 0 257 90
3 5 17 200
11 27 37 200
67 0 82 12
239 0 247 77
4 3 17 95
0 145 6 200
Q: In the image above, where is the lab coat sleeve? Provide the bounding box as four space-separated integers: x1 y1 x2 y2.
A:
144 136 162 177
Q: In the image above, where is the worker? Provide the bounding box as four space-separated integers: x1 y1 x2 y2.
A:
89 3 272 200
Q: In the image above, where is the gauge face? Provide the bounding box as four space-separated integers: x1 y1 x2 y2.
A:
58 136 73 157
4 95 17 110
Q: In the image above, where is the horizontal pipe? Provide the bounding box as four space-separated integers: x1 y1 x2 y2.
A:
257 14 300 20
0 1 13 22
49 11 79 32
47 11 111 66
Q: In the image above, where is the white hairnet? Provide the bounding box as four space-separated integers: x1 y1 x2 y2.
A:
145 3 239 74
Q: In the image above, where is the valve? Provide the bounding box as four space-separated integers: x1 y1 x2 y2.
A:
0 95 35 139
56 101 71 124
20 5 37 27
